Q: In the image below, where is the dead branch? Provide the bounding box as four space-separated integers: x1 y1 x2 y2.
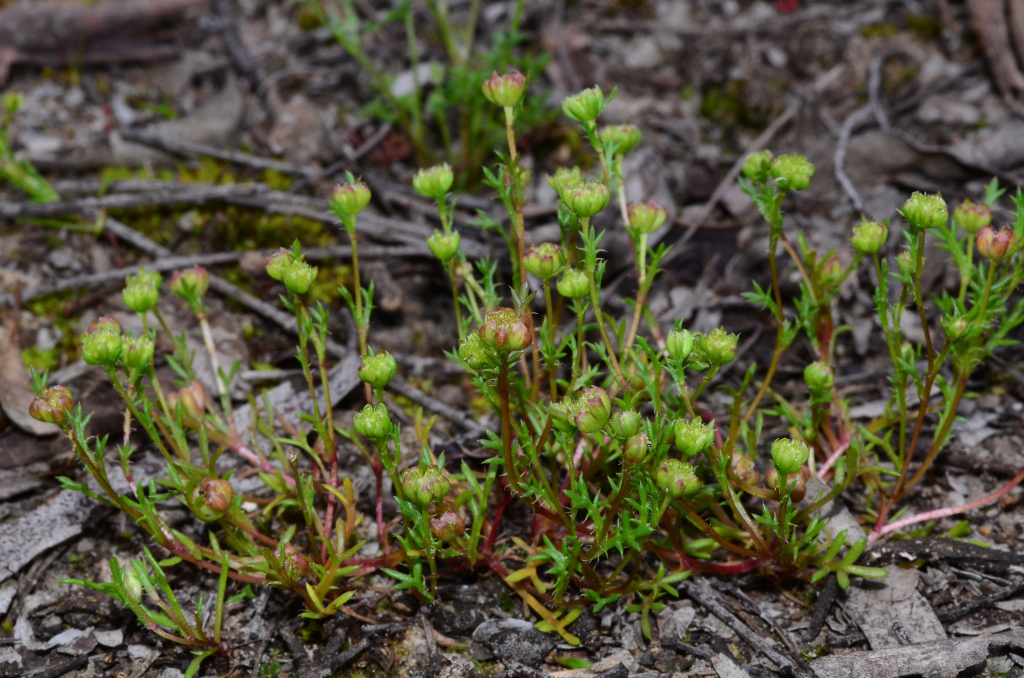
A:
966 0 1024 97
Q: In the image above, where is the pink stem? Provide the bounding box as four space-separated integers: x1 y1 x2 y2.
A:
816 436 850 480
870 463 1024 541
229 441 296 487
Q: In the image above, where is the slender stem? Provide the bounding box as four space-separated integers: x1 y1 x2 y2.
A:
198 313 226 401
586 267 626 389
448 261 466 341
958 238 974 305
543 281 558 401
498 358 521 493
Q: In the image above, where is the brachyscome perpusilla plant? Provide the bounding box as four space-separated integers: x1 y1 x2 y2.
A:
30 75 1024 662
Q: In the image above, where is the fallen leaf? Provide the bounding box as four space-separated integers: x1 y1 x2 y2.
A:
0 324 58 437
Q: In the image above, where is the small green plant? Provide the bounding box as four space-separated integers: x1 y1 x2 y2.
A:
0 93 59 202
31 75 1024 668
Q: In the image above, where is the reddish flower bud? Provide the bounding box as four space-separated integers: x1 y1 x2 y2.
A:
976 225 1015 261
281 543 309 577
177 382 208 419
479 308 532 352
482 71 526 108
192 477 233 522
430 510 466 542
170 266 210 301
627 201 667 234
954 199 991 235
29 385 73 427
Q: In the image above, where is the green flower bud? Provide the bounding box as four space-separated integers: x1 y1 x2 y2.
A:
770 438 809 476
606 410 642 439
563 181 610 218
482 71 526 107
458 332 493 370
599 124 642 155
976 225 1015 261
283 260 317 295
29 385 73 427
569 386 612 433
623 433 649 466
122 270 161 314
330 180 372 216
81 316 123 366
122 334 155 372
698 328 738 366
804 361 834 396
851 219 887 255
897 250 916 277
900 191 948 230
546 166 582 202
265 247 290 281
666 329 693 362
479 308 532 352
899 341 914 364
2 92 23 114
427 230 461 262
941 313 970 342
123 566 144 604
191 478 233 522
769 154 815 192
556 268 590 299
430 510 466 542
401 466 451 507
673 418 714 457
353 403 392 440
742 150 773 183
524 243 566 281
954 199 991 235
627 200 668 234
359 351 397 389
654 458 702 498
413 164 454 200
170 266 209 301
562 86 605 123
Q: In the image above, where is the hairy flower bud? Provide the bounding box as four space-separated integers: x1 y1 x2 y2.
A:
479 308 532 352
122 334 155 372
413 164 454 200
851 219 887 255
804 361 834 396
572 386 611 433
458 332 493 370
546 166 582 202
896 250 916 277
900 192 948 230
353 403 392 440
280 542 309 577
177 381 208 419
359 351 397 389
941 313 970 342
556 268 590 299
770 438 809 476
427 230 461 262
819 256 843 290
561 86 605 123
170 266 210 301
122 270 161 314
599 124 642 155
265 247 290 281
976 225 1015 261
606 410 642 439
430 510 466 542
482 71 526 107
954 199 991 235
698 328 738 366
81 316 123 366
401 466 451 507
563 180 610 218
666 329 693 362
192 478 233 522
29 385 73 427
123 566 144 604
524 243 566 281
730 452 760 486
770 154 815 192
623 433 649 466
742 150 773 182
673 418 714 457
627 200 668 234
282 260 317 295
330 180 372 216
655 458 702 499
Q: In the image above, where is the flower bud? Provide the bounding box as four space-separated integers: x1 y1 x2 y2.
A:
413 164 454 200
401 466 451 507
430 510 466 542
178 381 208 419
769 154 815 192
561 86 605 123
479 308 532 352
482 71 526 107
897 250 916 277
606 410 642 439
698 328 738 366
458 332 493 370
556 268 590 299
192 478 233 522
819 255 843 290
623 433 649 466
770 438 809 476
546 166 582 202
29 385 73 427
359 351 397 389
427 230 461 262
81 316 123 366
122 334 155 372
599 124 642 155
281 542 309 577
330 180 372 216
524 243 566 281
899 341 914 364
804 361 834 396
766 467 806 501
283 260 318 295
655 458 702 499
170 266 210 301
627 200 667 234
850 219 887 255
673 418 714 457
123 566 144 604
900 191 948 230
353 403 392 440
570 386 611 433
563 181 610 218
941 313 970 342
265 247 290 281
976 225 1015 261
742 150 773 183
666 329 693 362
790 478 807 502
730 452 760 486
122 270 161 314
954 199 991 235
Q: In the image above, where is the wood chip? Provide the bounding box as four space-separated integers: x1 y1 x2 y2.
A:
0 325 59 437
842 567 946 651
